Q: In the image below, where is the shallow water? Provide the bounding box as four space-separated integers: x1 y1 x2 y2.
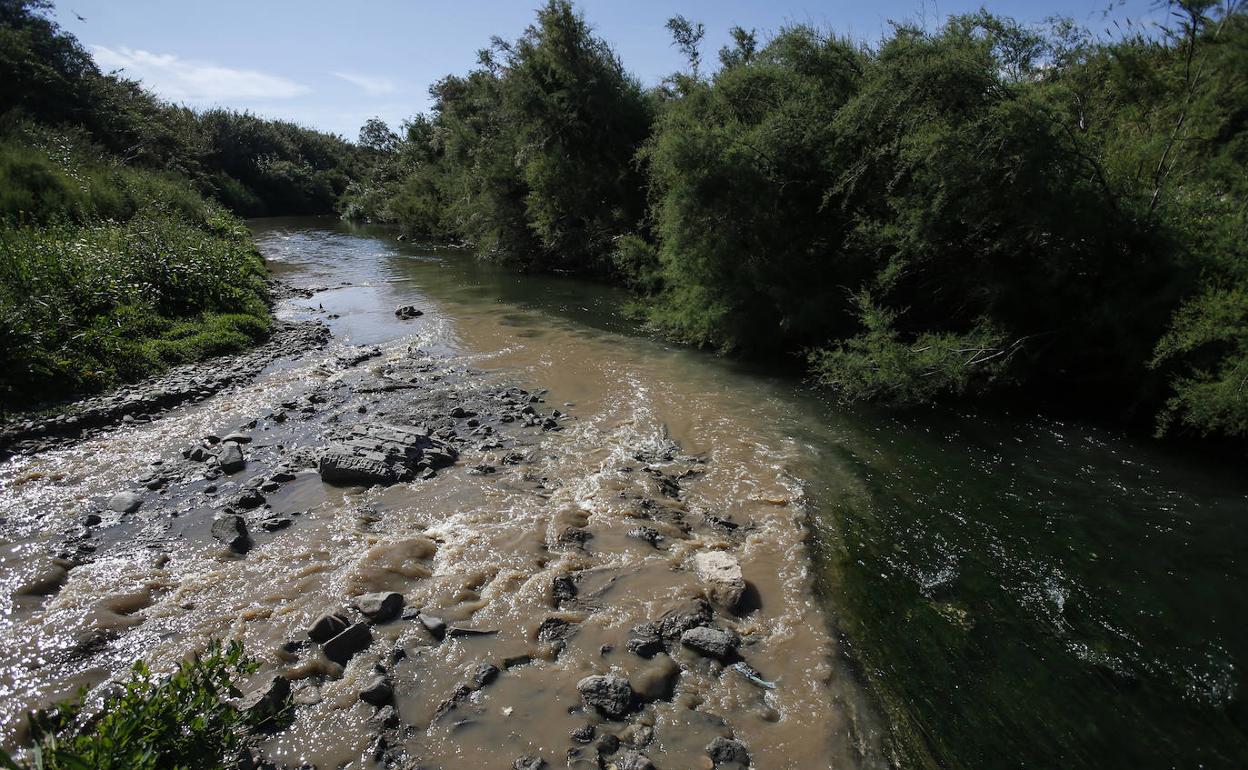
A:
1 217 1244 769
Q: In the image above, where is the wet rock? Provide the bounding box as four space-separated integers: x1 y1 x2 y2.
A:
374 704 400 729
616 750 657 770
354 591 404 623
222 433 252 444
631 654 680 702
595 733 620 755
680 626 739 661
658 598 714 640
323 622 372 664
308 612 351 644
235 489 266 510
694 551 746 610
571 724 596 743
707 737 750 768
318 423 457 486
336 345 382 368
627 526 663 547
418 613 447 640
552 574 578 606
217 443 245 474
536 616 574 643
394 305 423 319
359 675 393 706
472 663 500 689
236 674 290 719
106 491 142 513
83 512 102 527
577 674 634 720
626 623 664 658
211 513 250 554
513 756 545 770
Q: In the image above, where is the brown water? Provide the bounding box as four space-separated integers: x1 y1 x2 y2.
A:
0 218 889 768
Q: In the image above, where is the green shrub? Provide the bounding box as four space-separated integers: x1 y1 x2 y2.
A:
0 641 273 770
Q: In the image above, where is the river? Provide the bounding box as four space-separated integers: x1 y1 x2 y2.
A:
1 217 1245 769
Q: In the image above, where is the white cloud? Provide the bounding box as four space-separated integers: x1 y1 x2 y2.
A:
90 45 310 103
331 71 398 95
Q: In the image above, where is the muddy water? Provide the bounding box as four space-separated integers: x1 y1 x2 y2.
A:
0 218 889 769
4 217 1246 770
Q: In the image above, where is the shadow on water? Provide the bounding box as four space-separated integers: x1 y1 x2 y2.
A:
251 217 1248 769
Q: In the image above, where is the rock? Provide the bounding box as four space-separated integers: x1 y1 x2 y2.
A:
354 591 404 623
336 346 382 368
631 654 680 702
513 756 545 770
419 613 447 640
576 674 634 719
374 704 400 729
83 512 102 527
210 513 250 553
106 491 142 513
236 674 290 719
318 423 457 486
359 675 393 706
627 526 663 547
394 305 423 319
222 433 252 444
472 663 500 689
616 751 656 770
571 724 596 743
680 626 739 661
536 616 574 642
217 442 245 474
595 733 620 755
322 622 372 664
658 598 713 640
694 551 746 610
707 737 750 768
235 489 266 510
308 612 350 643
552 574 578 606
626 623 664 658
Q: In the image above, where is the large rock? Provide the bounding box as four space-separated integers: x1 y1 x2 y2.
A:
322 622 372 664
236 674 290 719
217 442 245 474
359 675 393 706
706 737 751 768
308 611 350 643
211 513 250 554
106 491 142 513
657 598 713 640
680 626 739 661
616 752 656 770
354 591 404 623
694 551 745 610
318 423 457 486
576 674 634 719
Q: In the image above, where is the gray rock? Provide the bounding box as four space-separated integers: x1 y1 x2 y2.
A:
211 513 250 553
308 612 350 643
394 305 423 319
222 433 252 444
106 491 142 513
359 675 393 706
217 442 245 474
616 751 656 770
317 423 457 487
626 622 663 658
512 756 545 770
419 613 447 640
473 663 500 689
680 626 739 661
354 591 404 623
707 736 750 767
576 674 634 719
322 622 372 664
236 674 290 719
658 598 713 640
694 551 746 609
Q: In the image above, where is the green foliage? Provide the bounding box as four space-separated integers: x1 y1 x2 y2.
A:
0 640 269 770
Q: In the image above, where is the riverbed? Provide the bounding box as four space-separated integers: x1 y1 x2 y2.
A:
1 217 1245 769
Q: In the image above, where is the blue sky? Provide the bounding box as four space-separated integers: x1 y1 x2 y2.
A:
51 1 1162 139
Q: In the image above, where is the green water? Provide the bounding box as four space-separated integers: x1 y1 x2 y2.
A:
258 217 1248 769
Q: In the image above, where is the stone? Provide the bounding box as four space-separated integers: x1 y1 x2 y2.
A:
318 423 457 487
359 675 393 706
308 612 350 643
235 489 266 510
419 613 447 640
707 737 750 767
570 724 596 743
106 491 142 513
680 626 739 661
222 433 252 444
552 574 577 606
236 674 290 719
627 623 664 658
217 442 245 474
322 622 372 664
595 733 620 755
576 674 634 719
394 305 423 319
658 598 713 640
616 751 656 770
210 513 250 553
536 616 573 642
354 591 404 623
694 551 746 609
628 526 663 547
472 663 500 689
512 757 545 770
631 654 680 702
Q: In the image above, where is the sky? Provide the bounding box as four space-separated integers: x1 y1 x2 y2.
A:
50 0 1165 140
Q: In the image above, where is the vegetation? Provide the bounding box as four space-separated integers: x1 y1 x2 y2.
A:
347 0 1246 439
0 641 274 770
0 0 364 409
